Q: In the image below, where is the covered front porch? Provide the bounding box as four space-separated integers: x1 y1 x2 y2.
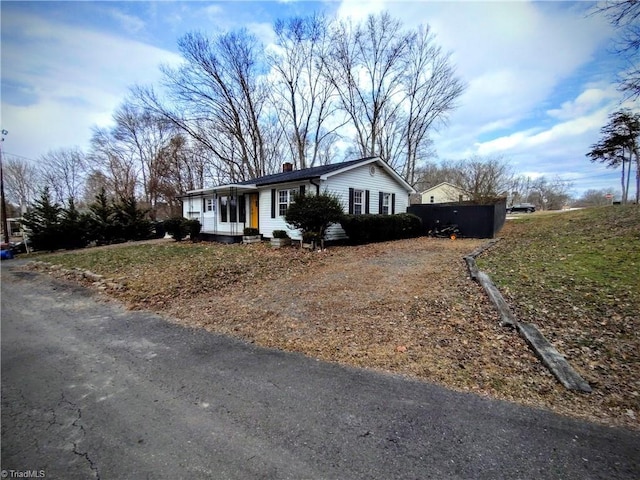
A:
181 184 260 243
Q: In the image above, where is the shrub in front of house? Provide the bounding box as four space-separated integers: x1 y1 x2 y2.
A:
340 213 422 244
164 217 188 241
396 213 423 238
272 230 290 239
285 191 344 246
163 218 201 242
243 227 260 236
186 219 201 241
153 221 166 239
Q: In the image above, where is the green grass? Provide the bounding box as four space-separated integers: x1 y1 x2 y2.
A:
478 206 640 319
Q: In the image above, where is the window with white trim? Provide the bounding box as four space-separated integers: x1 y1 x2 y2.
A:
382 193 391 215
206 198 214 212
229 196 237 222
278 189 298 216
220 196 228 222
353 189 364 215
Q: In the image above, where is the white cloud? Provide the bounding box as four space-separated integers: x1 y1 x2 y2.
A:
107 9 146 34
336 0 387 20
1 11 183 160
475 98 614 159
203 4 224 18
330 0 623 194
334 0 614 138
547 85 619 120
246 21 277 45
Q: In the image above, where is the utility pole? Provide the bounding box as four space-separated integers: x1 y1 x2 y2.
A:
1 129 9 244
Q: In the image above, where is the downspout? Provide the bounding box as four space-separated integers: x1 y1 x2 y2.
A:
214 192 218 234
232 187 237 236
310 178 321 195
309 177 324 249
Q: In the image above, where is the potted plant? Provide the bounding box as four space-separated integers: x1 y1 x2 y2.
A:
270 230 291 248
243 227 262 244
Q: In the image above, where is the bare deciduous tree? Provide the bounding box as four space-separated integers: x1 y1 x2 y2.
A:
449 156 513 203
574 188 615 207
39 147 87 204
135 29 276 182
111 101 176 215
2 155 40 213
268 15 344 169
592 0 640 99
524 176 573 210
83 169 112 205
401 25 465 184
323 13 464 182
415 156 512 203
153 134 217 216
91 12 464 190
324 13 411 161
413 160 457 193
89 127 138 200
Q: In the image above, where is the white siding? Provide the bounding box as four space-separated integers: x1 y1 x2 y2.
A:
321 163 410 240
420 183 469 204
182 194 246 234
323 163 409 214
257 164 410 241
183 160 412 242
258 182 311 240
182 196 202 218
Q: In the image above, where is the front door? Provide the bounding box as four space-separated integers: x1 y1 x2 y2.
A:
249 193 259 229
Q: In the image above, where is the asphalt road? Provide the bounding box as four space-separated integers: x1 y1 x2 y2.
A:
1 263 639 480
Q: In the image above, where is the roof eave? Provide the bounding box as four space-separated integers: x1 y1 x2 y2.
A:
178 184 258 198
320 157 415 193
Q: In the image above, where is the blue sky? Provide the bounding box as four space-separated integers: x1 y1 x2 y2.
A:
1 0 637 197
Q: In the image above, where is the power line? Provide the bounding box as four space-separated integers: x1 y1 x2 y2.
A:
560 172 625 182
3 152 40 162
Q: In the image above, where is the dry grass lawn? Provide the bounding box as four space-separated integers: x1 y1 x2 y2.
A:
28 206 639 431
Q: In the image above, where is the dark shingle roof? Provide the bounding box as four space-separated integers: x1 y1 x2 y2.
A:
237 157 378 187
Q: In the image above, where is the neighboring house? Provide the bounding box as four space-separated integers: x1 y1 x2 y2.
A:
420 182 470 204
180 156 415 242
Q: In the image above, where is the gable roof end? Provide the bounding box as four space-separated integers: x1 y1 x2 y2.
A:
420 182 470 196
321 157 414 193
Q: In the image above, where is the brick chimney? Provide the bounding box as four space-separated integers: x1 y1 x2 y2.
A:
282 162 293 173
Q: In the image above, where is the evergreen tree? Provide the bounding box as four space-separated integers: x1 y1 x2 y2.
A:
112 195 153 241
587 110 640 204
87 187 115 245
60 198 90 250
21 187 63 251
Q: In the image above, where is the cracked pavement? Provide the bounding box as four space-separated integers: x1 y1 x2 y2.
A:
2 263 640 479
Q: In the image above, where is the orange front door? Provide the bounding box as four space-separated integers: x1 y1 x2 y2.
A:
249 193 259 229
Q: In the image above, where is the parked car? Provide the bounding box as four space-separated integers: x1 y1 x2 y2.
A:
507 203 536 213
